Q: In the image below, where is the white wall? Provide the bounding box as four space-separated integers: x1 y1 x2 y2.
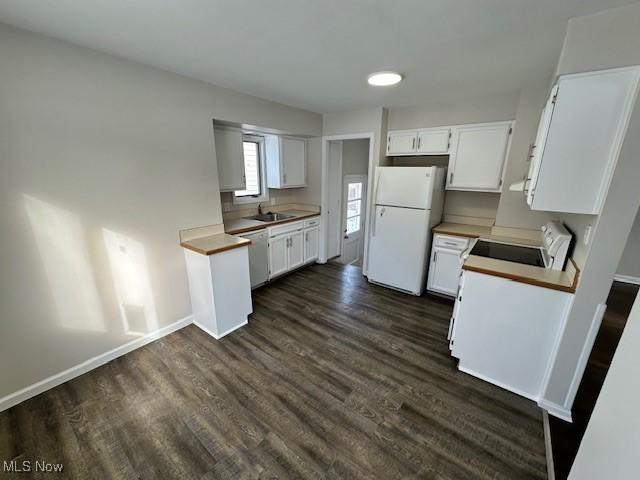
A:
568 292 640 480
296 137 323 206
387 90 520 130
323 107 387 165
0 23 321 401
342 139 369 176
541 3 640 414
494 83 554 230
617 210 640 280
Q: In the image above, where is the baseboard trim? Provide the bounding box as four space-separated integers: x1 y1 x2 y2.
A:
543 410 556 480
538 398 573 422
614 274 640 285
457 364 539 403
0 315 193 413
194 319 248 340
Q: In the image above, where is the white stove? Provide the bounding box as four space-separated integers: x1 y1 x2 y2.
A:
468 221 572 270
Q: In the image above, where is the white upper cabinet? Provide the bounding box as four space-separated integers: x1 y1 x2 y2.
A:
417 128 451 154
447 121 513 192
527 67 640 215
266 135 306 188
214 128 246 192
387 131 417 155
387 127 451 155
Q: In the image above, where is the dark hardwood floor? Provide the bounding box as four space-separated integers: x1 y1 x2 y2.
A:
1 263 547 479
549 280 639 479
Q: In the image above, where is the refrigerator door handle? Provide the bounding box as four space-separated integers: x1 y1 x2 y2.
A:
372 207 377 237
372 207 385 237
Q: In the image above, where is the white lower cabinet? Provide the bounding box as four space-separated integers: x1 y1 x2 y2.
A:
268 235 289 278
451 270 572 402
304 226 319 263
268 219 319 280
427 234 470 297
288 230 305 270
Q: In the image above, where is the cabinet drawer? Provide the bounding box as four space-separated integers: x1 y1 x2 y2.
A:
269 220 304 238
304 217 320 228
434 234 469 251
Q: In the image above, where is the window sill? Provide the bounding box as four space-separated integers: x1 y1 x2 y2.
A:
232 192 270 206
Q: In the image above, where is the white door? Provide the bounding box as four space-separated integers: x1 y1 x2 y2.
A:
417 128 450 154
304 227 319 263
214 128 246 192
268 235 288 278
280 137 306 187
288 230 305 270
367 205 429 294
327 141 343 259
375 167 435 209
387 131 417 155
339 176 367 265
447 122 511 192
427 247 463 296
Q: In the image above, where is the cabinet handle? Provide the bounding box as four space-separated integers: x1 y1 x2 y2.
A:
417 137 421 150
412 138 415 150
433 251 437 263
449 173 454 184
305 232 308 242
283 173 287 184
443 241 458 247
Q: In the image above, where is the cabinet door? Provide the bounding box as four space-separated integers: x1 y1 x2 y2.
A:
288 230 305 270
417 128 450 154
447 122 512 192
387 131 417 155
304 227 319 263
268 235 288 279
529 68 640 214
280 137 306 187
427 247 463 297
214 129 246 192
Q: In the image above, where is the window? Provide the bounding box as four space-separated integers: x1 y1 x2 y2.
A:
233 135 269 204
345 182 363 234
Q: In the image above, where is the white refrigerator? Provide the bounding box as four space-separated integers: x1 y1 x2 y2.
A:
367 166 445 295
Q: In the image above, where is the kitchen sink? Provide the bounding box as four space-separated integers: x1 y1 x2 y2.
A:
244 212 294 222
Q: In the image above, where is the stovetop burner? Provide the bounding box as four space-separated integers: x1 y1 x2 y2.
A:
470 240 545 267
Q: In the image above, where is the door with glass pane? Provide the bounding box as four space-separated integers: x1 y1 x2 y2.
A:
339 175 367 265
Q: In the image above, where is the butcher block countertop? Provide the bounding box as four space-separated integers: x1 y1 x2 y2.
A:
463 255 580 293
225 210 320 235
180 233 251 256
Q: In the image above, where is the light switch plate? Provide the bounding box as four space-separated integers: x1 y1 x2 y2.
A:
584 224 593 246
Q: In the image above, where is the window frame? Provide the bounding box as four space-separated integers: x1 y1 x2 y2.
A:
345 181 364 235
232 134 270 205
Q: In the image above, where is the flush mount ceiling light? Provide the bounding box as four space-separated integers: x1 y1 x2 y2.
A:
367 71 403 86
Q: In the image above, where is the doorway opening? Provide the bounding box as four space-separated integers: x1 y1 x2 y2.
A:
322 134 375 271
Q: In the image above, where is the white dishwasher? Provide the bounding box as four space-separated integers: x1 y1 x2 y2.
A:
239 229 269 289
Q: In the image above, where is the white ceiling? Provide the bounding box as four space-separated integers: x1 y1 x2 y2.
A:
0 0 636 113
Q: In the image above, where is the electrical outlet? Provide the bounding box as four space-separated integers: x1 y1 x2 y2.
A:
584 224 593 246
